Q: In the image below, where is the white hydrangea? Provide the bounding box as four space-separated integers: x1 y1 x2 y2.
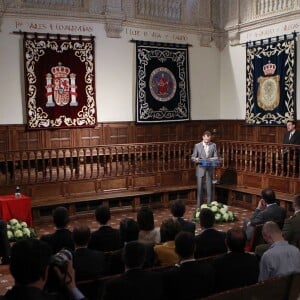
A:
215 213 222 221
211 205 218 212
200 204 208 209
9 219 18 226
22 227 31 237
7 230 13 240
14 229 23 238
20 222 28 228
211 201 218 206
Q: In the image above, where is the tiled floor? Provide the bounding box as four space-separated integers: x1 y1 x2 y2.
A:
0 203 252 295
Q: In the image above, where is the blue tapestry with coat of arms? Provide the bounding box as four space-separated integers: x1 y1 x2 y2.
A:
136 41 190 123
245 34 297 125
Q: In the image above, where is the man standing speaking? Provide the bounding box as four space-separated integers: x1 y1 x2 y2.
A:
191 131 218 207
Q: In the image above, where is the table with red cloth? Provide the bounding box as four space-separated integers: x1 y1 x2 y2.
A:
0 194 32 226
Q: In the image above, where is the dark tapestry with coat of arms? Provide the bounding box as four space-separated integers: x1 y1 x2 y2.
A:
23 33 96 129
136 41 190 123
245 34 297 125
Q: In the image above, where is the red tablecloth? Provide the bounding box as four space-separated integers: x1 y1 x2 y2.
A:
0 195 32 226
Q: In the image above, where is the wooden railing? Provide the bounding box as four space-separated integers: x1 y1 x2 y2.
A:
0 140 197 185
1 140 299 186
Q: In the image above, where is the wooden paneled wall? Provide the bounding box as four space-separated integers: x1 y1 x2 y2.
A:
0 120 290 151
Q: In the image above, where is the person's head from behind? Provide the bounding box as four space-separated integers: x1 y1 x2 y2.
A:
175 231 195 260
95 205 111 225
286 120 296 132
199 208 215 229
122 241 146 270
53 206 69 228
262 221 282 244
160 218 181 243
137 206 155 231
119 218 139 244
170 199 186 218
72 224 91 248
202 131 212 143
261 188 276 204
226 226 247 253
10 239 51 287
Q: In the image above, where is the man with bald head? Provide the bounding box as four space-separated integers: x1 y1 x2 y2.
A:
259 221 300 281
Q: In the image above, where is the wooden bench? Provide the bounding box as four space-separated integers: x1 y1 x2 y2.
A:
216 184 294 211
31 184 197 222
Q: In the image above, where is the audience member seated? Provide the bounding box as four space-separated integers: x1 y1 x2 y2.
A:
243 188 286 240
137 206 160 245
102 241 163 300
282 194 300 247
163 231 214 300
0 239 85 300
72 224 106 281
213 226 259 292
88 205 121 252
0 219 10 264
40 206 74 254
170 199 195 235
108 218 157 275
194 208 227 258
259 221 300 281
154 218 181 266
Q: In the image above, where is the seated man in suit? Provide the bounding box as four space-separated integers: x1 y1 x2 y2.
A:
163 231 214 300
259 221 300 281
40 206 74 254
109 218 157 275
72 224 105 281
170 199 195 235
195 208 227 258
88 205 121 252
1 238 85 300
282 194 300 247
102 241 163 300
213 226 259 292
244 188 286 240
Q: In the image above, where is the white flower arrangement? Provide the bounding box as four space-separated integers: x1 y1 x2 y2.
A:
193 201 236 223
7 218 37 242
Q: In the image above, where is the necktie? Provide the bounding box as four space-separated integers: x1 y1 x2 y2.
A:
204 143 209 156
289 133 293 141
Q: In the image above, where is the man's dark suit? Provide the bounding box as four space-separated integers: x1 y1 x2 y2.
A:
176 217 196 235
163 260 215 300
108 244 157 275
250 203 286 227
282 211 300 246
194 228 227 258
88 225 121 252
283 130 300 145
282 130 300 174
73 247 106 281
40 228 74 254
213 252 259 292
102 269 163 300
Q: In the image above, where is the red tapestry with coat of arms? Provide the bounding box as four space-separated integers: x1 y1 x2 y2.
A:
23 33 96 129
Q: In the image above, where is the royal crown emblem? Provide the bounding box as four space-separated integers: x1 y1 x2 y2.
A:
45 62 78 107
263 61 276 76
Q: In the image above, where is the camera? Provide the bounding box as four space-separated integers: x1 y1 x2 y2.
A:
50 249 73 273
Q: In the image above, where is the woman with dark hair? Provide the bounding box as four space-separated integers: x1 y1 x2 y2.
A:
137 206 160 245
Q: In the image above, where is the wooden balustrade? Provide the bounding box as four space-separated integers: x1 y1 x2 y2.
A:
1 140 299 220
1 140 300 186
